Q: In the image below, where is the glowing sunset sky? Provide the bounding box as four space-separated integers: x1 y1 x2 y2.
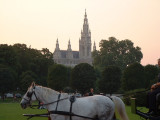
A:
0 0 160 65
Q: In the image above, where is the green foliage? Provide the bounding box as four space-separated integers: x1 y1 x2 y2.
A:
99 65 121 94
144 64 159 88
20 71 38 91
0 64 17 98
0 43 54 91
71 63 96 94
0 44 18 70
92 37 143 70
121 62 145 91
47 64 70 91
123 89 147 106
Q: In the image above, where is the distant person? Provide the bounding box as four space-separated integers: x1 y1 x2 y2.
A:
146 58 160 115
13 94 17 102
88 88 94 96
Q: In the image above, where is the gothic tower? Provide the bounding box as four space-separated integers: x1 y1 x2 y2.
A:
66 39 73 59
53 10 93 66
79 10 92 64
53 38 61 58
93 41 96 51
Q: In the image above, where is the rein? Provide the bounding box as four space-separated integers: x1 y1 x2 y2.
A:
29 96 69 108
115 88 150 98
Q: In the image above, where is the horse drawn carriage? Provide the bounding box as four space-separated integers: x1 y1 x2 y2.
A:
21 82 129 120
131 93 160 120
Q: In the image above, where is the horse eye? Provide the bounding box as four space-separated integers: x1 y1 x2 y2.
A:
27 92 32 97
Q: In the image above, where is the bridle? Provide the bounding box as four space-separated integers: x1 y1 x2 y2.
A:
22 86 40 108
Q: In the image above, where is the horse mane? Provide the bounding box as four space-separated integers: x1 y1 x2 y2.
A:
36 85 59 96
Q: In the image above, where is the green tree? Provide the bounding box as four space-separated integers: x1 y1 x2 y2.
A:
0 43 54 92
0 64 17 100
47 64 70 91
0 44 18 70
71 63 96 95
99 65 121 94
121 62 145 91
41 48 53 59
144 64 159 88
20 71 38 91
13 44 32 73
93 37 143 70
34 48 54 86
13 44 54 87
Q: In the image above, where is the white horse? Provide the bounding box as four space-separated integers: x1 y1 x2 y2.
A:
20 83 129 120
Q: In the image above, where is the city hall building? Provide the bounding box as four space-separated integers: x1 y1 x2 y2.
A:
53 10 96 67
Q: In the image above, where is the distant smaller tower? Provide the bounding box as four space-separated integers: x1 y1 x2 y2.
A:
53 38 61 62
67 39 72 51
93 41 96 51
55 38 60 50
67 39 73 59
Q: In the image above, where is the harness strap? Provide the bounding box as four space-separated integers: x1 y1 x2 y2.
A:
55 93 61 111
70 98 73 120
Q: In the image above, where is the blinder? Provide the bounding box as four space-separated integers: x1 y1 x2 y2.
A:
22 86 38 104
27 92 33 98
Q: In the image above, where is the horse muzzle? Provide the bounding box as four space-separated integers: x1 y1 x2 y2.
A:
21 102 30 109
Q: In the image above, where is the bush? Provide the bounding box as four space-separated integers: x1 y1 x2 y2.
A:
123 88 148 106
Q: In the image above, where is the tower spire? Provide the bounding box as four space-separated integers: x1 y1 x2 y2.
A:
67 39 72 51
56 38 60 50
79 9 91 60
85 9 87 18
82 9 89 34
93 41 96 51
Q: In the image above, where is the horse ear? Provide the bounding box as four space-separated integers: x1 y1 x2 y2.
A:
31 82 35 87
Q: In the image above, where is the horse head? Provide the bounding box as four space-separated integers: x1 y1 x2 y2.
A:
20 82 38 109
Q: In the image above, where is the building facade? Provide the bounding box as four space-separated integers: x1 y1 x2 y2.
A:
53 10 96 67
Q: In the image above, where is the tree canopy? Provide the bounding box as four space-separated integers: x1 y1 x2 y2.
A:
121 62 145 91
0 44 54 92
71 63 96 94
99 65 121 94
47 64 71 91
144 64 159 88
92 37 143 70
0 64 17 99
20 71 38 91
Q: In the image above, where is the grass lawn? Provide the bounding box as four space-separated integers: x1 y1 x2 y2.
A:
0 102 47 120
0 99 147 120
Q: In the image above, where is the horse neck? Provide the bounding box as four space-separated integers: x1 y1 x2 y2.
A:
35 86 60 104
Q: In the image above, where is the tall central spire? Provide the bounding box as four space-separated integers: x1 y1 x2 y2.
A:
84 9 88 27
79 9 92 59
85 9 87 18
82 9 90 36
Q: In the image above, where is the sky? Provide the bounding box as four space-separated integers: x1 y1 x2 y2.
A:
0 0 160 65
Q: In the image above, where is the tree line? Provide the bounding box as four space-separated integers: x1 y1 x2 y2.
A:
0 37 159 99
0 44 54 99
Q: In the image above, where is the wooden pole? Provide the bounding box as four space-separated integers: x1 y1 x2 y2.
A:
131 98 136 114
